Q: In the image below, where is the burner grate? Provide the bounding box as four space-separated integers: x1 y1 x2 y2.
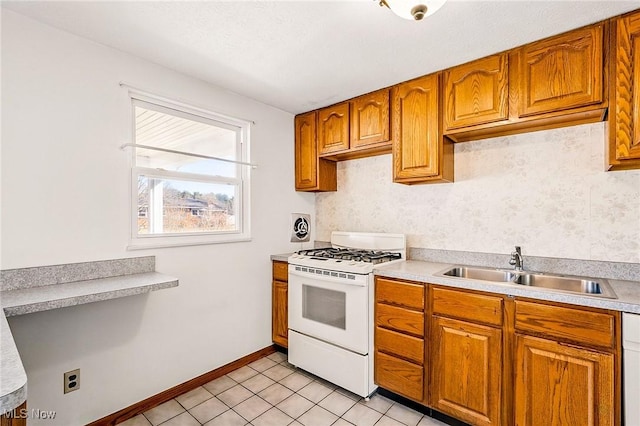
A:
296 248 402 264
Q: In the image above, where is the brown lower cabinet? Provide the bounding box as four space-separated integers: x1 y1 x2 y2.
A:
513 299 619 426
430 316 502 426
272 261 288 348
373 277 621 426
1 402 27 426
375 351 424 402
374 277 426 404
514 334 615 426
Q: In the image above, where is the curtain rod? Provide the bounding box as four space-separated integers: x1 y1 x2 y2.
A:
120 143 258 168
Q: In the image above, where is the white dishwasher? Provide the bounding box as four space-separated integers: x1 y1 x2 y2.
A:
624 313 640 425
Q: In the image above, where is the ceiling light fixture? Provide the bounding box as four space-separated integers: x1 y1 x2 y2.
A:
378 0 447 21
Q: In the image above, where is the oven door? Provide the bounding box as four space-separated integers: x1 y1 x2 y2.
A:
288 265 369 355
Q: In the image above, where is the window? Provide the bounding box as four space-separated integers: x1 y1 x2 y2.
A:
128 94 251 249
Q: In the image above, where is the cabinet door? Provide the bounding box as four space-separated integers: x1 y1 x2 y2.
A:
318 103 350 155
444 53 509 131
392 74 451 183
350 89 391 149
514 334 614 426
519 25 604 117
430 316 502 426
272 280 288 347
294 112 336 192
609 10 640 169
295 112 318 190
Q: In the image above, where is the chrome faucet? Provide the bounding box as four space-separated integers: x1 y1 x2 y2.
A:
509 246 524 271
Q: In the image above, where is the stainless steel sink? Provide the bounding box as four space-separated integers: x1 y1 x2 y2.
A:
437 265 617 299
442 266 518 283
513 273 617 298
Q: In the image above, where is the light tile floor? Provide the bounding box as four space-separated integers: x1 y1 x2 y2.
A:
120 352 449 426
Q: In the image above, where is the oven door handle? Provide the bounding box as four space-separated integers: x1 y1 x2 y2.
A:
288 268 368 287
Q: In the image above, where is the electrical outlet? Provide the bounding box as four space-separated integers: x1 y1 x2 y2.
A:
63 369 80 394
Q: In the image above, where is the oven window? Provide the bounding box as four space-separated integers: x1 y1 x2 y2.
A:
302 285 346 330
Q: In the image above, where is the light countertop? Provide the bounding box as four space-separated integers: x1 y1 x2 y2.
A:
270 253 292 262
374 260 640 314
0 312 26 414
0 260 178 413
2 272 178 317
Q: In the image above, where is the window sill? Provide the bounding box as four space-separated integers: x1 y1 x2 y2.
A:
127 235 252 250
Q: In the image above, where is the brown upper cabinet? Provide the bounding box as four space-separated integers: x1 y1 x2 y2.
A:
295 11 640 192
443 53 510 131
318 89 392 161
392 73 453 184
294 111 337 192
318 103 350 155
350 89 391 149
608 9 640 170
518 25 604 117
444 22 608 142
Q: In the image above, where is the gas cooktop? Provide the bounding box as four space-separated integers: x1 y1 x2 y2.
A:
295 248 402 264
288 231 406 274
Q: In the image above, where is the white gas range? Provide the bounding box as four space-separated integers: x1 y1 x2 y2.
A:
287 231 406 398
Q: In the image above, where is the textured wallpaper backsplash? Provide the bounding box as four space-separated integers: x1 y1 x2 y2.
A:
316 123 640 263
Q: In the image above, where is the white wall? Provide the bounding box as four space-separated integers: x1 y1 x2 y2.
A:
317 123 640 264
1 10 314 425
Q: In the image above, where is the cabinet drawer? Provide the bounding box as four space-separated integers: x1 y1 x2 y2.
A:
432 287 503 327
376 303 424 337
515 300 616 349
375 351 424 402
376 278 425 310
375 326 424 365
272 261 288 282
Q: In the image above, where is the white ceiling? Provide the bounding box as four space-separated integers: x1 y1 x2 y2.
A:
3 0 640 114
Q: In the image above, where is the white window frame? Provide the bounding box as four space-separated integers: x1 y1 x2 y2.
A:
127 91 251 250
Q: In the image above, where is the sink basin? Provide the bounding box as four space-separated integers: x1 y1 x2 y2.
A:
442 266 518 282
437 265 617 299
513 273 617 298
